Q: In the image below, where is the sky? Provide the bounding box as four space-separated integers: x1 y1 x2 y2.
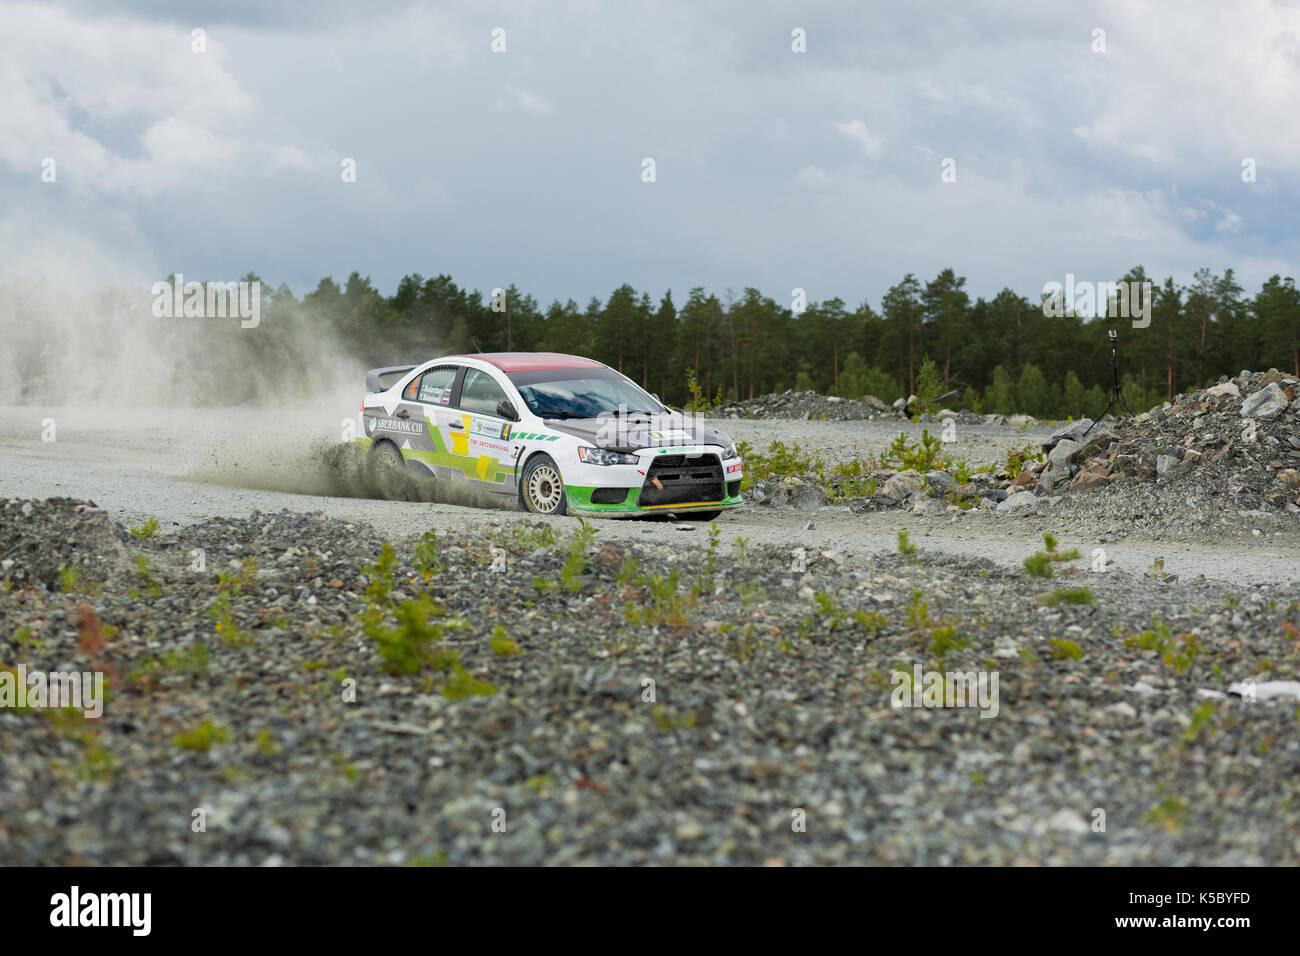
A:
2 0 1298 310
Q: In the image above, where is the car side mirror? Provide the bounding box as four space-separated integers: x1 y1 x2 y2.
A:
496 399 520 422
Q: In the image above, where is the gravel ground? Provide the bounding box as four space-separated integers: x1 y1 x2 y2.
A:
2 498 1299 865
2 397 1300 866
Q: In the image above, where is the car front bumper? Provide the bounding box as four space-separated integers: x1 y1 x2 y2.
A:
564 450 744 516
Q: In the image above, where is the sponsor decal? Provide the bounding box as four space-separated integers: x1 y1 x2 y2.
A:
650 429 692 442
371 416 424 435
470 438 510 455
470 417 509 440
726 463 741 474
513 432 559 441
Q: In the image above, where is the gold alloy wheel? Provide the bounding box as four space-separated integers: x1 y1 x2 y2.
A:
525 461 564 514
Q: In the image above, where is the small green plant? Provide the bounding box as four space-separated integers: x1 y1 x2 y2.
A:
559 518 598 591
735 439 826 482
365 594 454 675
1023 552 1054 578
1183 699 1219 743
507 522 557 552
1124 618 1199 673
210 560 255 646
725 622 760 662
905 588 932 628
1040 587 1095 607
173 718 231 751
1041 533 1081 562
811 591 851 632
1147 556 1173 582
1048 637 1083 660
694 523 722 595
128 517 160 539
626 569 694 627
886 429 945 472
1004 443 1043 477
897 530 918 562
490 624 520 656
1143 792 1187 833
58 565 82 593
651 705 697 733
364 543 398 609
731 535 751 565
929 625 967 659
413 530 442 581
133 553 162 598
442 668 497 699
255 729 281 757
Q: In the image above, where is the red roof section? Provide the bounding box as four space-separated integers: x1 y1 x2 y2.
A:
450 352 607 373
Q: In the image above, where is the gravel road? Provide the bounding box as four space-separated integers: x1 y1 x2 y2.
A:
2 404 1298 586
3 403 1300 866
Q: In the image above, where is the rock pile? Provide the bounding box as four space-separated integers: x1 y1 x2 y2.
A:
0 498 132 589
743 371 1300 523
711 389 1030 427
1048 369 1300 513
711 390 885 421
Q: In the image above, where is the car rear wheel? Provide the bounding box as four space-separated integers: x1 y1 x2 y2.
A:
368 440 404 472
521 455 567 516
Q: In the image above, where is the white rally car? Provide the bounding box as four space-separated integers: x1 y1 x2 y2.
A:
356 352 744 518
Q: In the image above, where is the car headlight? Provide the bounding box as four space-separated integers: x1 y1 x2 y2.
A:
577 446 638 466
722 442 737 460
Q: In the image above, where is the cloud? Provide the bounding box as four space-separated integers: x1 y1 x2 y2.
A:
493 84 554 115
834 119 883 158
0 2 324 198
795 165 830 188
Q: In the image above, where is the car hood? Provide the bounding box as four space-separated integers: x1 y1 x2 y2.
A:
539 412 733 454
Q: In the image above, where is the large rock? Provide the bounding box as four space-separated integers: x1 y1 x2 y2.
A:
1205 381 1240 400
997 490 1040 513
884 469 924 500
923 470 956 494
1069 469 1110 493
1042 419 1093 451
1047 438 1082 468
1241 382 1290 419
751 478 825 509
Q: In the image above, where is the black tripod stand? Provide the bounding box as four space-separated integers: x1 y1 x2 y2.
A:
1081 329 1132 438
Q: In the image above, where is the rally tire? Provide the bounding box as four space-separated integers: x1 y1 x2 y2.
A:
368 440 404 473
520 454 568 516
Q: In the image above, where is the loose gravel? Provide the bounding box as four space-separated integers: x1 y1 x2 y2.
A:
3 498 1299 865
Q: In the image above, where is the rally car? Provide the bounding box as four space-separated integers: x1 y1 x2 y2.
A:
356 352 744 518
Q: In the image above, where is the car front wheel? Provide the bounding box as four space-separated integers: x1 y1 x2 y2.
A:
521 454 567 515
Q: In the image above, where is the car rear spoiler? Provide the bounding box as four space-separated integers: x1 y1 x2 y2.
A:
365 365 417 394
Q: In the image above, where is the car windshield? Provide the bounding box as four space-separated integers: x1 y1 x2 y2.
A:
508 368 666 419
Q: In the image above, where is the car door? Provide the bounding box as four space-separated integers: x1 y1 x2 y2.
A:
446 366 519 495
406 365 464 479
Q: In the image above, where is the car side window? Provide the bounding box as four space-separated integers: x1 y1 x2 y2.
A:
458 368 509 416
412 367 457 405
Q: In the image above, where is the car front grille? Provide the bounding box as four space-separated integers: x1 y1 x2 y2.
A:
636 454 724 507
591 487 630 504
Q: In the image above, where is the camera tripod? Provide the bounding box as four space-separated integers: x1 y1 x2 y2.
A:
1081 331 1132 438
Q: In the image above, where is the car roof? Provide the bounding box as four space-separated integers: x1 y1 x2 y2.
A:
447 352 608 373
